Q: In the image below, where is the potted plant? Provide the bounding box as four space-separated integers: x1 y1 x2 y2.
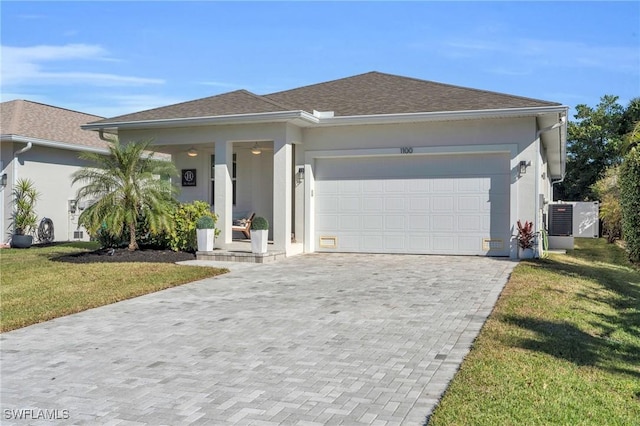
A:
195 215 216 252
250 216 269 254
516 219 535 259
11 178 40 248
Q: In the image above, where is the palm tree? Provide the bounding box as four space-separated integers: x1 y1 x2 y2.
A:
72 138 178 251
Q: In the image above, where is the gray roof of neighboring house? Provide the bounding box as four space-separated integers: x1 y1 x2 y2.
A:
1 99 108 150
89 71 562 125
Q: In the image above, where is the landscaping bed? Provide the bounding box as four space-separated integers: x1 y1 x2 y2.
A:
55 247 196 264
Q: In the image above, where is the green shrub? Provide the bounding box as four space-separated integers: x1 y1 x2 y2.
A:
251 216 268 231
196 215 215 229
167 201 218 252
95 226 126 249
620 147 640 263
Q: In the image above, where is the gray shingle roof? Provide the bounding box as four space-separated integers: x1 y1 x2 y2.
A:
90 71 562 126
91 90 292 125
266 71 561 116
1 100 107 149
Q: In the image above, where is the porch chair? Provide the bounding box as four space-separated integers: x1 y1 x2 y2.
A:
231 212 255 239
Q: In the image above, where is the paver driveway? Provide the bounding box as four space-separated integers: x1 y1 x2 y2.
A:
1 254 515 425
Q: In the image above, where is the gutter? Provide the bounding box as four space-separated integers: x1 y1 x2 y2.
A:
2 135 109 155
81 105 569 132
81 110 320 131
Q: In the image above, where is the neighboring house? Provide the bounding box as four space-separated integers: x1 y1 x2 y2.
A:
82 71 568 258
0 100 108 243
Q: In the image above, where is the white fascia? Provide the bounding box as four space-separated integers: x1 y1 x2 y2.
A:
81 110 320 131
80 105 569 133
0 134 110 154
314 105 570 126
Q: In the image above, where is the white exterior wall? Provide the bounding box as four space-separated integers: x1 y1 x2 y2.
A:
115 116 551 258
3 144 91 243
299 117 539 257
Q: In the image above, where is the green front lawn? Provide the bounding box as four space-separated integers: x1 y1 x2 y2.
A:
429 238 640 425
0 242 227 332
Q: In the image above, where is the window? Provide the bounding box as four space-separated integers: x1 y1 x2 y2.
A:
211 154 236 205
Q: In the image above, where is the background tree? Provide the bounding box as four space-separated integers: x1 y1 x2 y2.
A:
557 95 625 201
72 139 178 251
591 166 622 243
619 121 640 263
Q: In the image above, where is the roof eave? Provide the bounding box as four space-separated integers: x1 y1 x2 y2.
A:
315 105 569 126
81 110 320 132
0 134 110 154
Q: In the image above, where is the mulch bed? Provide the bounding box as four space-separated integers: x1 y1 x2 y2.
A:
55 248 196 264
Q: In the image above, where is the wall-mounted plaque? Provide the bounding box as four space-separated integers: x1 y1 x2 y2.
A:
182 169 196 187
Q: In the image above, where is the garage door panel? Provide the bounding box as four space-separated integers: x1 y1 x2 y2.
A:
315 154 510 256
384 215 406 231
363 197 383 211
363 215 384 230
384 235 406 250
339 196 361 212
339 180 362 194
434 179 455 192
384 180 405 193
362 180 383 193
409 197 430 211
458 196 481 211
339 215 361 231
458 215 481 231
385 198 406 211
433 196 454 212
433 215 455 230
408 214 429 230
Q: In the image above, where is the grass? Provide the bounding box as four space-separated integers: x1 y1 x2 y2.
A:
0 242 227 332
429 238 640 425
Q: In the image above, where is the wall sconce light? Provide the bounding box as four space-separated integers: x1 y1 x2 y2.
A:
187 147 198 157
296 166 305 184
1 173 7 187
251 143 262 155
519 160 531 176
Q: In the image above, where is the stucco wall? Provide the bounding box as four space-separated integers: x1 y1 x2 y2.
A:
9 145 92 243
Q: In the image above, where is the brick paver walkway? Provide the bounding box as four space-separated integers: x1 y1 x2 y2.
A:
1 253 515 425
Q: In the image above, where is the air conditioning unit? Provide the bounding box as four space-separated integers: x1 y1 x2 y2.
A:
549 204 573 236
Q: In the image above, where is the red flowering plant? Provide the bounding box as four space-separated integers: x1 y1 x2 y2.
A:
516 220 535 249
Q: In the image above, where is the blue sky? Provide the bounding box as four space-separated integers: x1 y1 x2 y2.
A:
1 1 638 119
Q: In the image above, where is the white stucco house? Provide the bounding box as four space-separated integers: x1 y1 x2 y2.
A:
82 72 568 259
1 100 108 243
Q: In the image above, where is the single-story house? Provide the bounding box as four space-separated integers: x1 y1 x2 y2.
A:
82 72 568 259
1 100 108 243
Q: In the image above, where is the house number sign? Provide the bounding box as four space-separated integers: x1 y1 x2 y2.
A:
182 169 197 187
400 147 414 154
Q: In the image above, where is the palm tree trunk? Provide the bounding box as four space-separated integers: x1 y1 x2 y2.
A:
128 221 138 251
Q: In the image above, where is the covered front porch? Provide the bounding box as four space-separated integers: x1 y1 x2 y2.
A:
144 122 306 258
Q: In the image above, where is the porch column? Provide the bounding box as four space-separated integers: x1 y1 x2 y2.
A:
214 140 233 248
273 139 292 253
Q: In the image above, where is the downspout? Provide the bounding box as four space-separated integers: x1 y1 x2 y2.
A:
535 117 566 257
13 141 33 185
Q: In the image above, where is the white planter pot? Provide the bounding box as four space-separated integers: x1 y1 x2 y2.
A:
251 229 268 254
196 229 215 252
519 247 535 259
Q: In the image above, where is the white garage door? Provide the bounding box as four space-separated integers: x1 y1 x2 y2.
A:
314 153 510 256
